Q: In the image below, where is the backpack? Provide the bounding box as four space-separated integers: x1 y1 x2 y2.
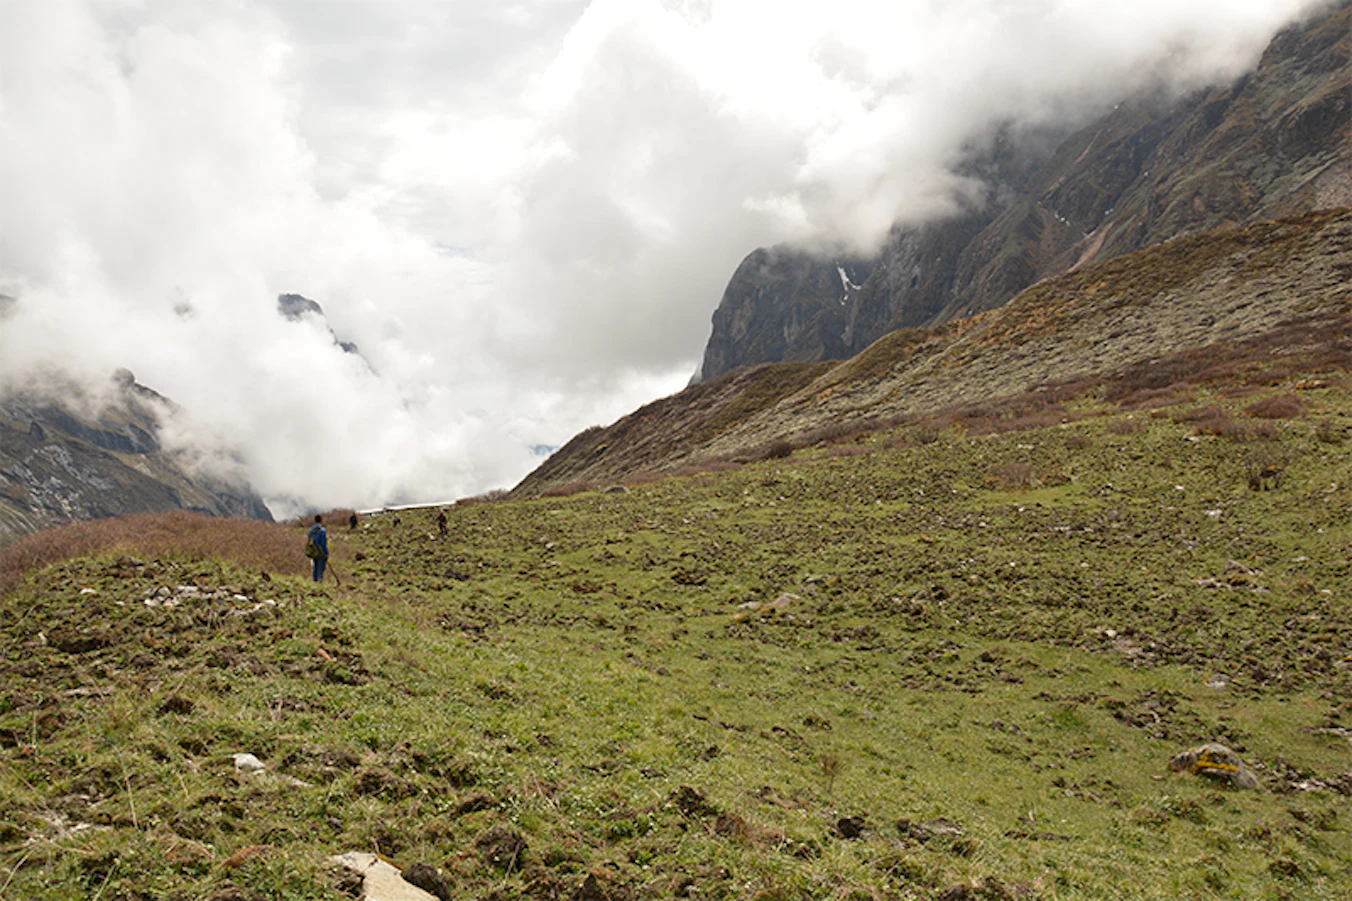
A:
305 526 322 559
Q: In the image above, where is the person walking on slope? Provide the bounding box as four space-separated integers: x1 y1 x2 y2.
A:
305 514 329 582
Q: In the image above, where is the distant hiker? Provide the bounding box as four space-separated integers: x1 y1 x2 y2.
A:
348 512 358 530
305 514 329 582
437 508 448 537
392 512 401 528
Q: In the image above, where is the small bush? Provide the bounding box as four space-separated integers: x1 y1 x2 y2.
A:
1244 394 1305 419
1064 434 1092 450
799 418 882 448
1195 416 1278 441
1113 386 1191 410
886 424 943 449
759 439 794 460
457 489 510 506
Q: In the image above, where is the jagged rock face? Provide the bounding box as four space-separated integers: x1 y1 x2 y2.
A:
696 3 1351 382
0 375 272 547
696 250 871 382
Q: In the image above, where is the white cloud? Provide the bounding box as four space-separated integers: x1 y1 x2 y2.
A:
0 0 1329 514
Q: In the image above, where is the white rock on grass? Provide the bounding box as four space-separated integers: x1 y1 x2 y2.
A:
233 753 266 774
329 852 439 901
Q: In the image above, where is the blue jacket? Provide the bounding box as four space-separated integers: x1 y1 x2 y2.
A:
307 523 329 557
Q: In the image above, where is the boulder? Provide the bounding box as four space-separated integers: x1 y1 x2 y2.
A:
1168 743 1262 789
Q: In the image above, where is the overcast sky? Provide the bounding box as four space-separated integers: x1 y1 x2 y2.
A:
0 0 1331 515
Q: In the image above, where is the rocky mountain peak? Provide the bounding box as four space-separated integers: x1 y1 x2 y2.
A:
693 1 1351 383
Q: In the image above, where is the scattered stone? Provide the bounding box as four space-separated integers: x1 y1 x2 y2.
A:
1168 743 1262 790
233 753 266 774
1206 673 1230 691
144 584 277 610
897 817 964 841
329 852 439 901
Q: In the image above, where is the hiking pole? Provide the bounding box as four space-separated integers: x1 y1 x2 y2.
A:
327 560 342 587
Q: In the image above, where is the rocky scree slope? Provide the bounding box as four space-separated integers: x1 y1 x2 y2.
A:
0 372 272 546
515 206 1352 496
695 2 1351 383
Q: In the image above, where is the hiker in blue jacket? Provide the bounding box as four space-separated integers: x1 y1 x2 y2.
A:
305 514 329 582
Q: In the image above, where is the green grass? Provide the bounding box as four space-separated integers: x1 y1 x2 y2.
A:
2 383 1350 899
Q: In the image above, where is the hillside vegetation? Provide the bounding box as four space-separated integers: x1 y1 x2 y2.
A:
1 361 1350 898
516 207 1352 498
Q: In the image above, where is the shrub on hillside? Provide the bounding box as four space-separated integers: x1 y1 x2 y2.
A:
1244 394 1305 419
758 439 794 460
457 489 510 506
1194 415 1277 441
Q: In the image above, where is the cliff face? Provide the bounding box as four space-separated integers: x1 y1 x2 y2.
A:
0 372 272 547
695 251 872 381
696 2 1351 382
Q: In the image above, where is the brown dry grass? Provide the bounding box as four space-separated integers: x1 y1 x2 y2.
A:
0 512 307 597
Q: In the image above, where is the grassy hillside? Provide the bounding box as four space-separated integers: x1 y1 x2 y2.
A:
2 374 1349 899
515 207 1352 498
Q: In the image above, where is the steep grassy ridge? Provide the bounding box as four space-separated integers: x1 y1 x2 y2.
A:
2 378 1349 899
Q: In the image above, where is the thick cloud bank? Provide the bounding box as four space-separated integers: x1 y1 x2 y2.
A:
0 0 1329 514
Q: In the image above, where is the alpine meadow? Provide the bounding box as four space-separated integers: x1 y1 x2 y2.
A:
2 206 1351 899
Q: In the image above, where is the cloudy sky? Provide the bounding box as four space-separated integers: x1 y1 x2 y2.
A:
0 0 1330 515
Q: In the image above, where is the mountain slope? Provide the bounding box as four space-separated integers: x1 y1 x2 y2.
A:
0 371 272 546
516 206 1352 497
696 2 1352 382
